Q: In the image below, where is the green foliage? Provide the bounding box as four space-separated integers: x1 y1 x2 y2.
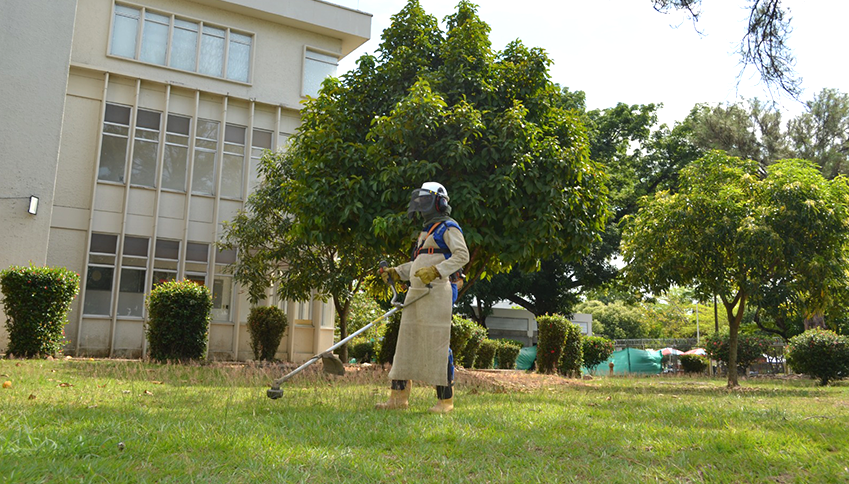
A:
680 354 709 374
704 331 772 371
788 88 849 179
787 328 849 385
348 337 378 363
377 313 401 365
450 315 477 357
582 336 615 370
622 151 849 387
0 265 79 357
473 339 498 369
146 281 211 361
575 299 656 339
558 321 584 377
495 340 522 369
536 314 569 374
459 325 486 368
246 306 288 361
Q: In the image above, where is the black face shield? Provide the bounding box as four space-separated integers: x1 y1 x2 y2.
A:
407 188 437 219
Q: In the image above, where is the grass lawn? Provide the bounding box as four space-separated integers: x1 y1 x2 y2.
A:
0 358 847 484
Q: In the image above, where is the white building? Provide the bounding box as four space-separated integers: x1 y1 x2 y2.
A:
0 0 371 361
485 307 593 347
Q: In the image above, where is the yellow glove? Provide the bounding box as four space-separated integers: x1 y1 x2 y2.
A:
414 266 441 285
380 267 400 284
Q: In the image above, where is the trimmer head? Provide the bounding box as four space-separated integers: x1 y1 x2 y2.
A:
320 353 346 376
267 387 284 399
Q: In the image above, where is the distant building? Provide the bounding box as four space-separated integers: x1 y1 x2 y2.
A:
0 0 371 361
485 307 593 347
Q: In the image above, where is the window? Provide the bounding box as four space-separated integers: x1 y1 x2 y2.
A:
162 115 190 191
117 236 149 317
221 124 246 199
99 104 132 183
212 248 236 321
249 128 272 193
192 119 219 195
185 241 209 285
131 109 161 187
84 234 118 315
152 238 179 288
303 49 338 98
110 4 252 82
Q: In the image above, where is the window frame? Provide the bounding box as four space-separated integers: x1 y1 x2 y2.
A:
301 46 339 98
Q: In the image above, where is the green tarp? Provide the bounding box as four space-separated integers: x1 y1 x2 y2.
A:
515 346 537 371
590 347 662 375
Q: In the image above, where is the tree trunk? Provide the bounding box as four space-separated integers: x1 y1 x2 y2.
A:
803 312 826 330
723 294 747 388
334 295 351 362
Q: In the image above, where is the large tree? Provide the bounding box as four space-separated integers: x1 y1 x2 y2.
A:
788 88 849 179
622 152 849 387
222 1 609 356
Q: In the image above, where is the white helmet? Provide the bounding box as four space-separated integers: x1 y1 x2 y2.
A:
420 181 449 201
407 181 450 218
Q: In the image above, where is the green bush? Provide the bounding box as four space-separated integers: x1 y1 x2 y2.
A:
787 328 849 385
349 337 378 363
460 325 487 368
705 331 772 372
0 265 79 357
450 315 478 357
247 306 288 361
537 314 570 374
146 280 211 361
680 354 709 374
582 336 615 371
474 339 499 369
377 313 401 365
558 321 584 377
496 340 522 369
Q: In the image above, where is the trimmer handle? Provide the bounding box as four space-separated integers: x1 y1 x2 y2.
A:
379 260 400 307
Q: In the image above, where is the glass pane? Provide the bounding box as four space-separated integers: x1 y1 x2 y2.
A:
230 32 251 45
91 233 118 253
99 134 128 182
305 50 338 64
155 239 180 260
196 119 219 140
225 125 245 144
186 242 209 262
152 270 177 289
103 124 129 136
303 56 337 98
118 268 146 317
153 259 178 270
221 153 243 199
199 27 225 77
166 133 189 145
131 139 158 187
122 256 147 268
252 129 272 149
123 236 149 257
211 277 232 321
140 15 168 65
185 262 207 273
89 254 116 265
167 114 190 135
216 248 236 264
191 149 215 195
170 26 198 71
186 274 206 286
162 144 188 191
196 139 217 151
137 109 161 130
84 266 114 315
111 9 139 58
226 40 250 82
105 104 132 125
224 143 244 156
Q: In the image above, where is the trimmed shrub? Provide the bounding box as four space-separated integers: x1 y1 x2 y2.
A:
450 315 478 358
496 340 522 369
582 335 615 371
705 331 772 372
247 306 288 361
0 265 80 357
680 354 709 374
558 321 584 377
787 328 849 385
146 280 211 361
536 314 570 374
474 339 499 369
460 325 487 368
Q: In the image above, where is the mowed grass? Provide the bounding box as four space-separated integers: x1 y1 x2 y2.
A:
0 358 847 484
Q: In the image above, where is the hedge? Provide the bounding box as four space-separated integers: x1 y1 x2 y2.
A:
247 306 288 361
146 280 211 361
787 328 849 385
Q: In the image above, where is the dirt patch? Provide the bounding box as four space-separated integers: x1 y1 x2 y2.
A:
456 368 591 393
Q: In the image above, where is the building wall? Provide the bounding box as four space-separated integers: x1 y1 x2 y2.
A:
0 0 370 361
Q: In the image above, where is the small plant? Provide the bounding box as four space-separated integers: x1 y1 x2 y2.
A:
460 325 487 368
348 337 377 363
146 280 211 361
450 315 478 357
787 328 849 385
0 265 79 357
474 339 499 369
680 354 709 374
558 321 584 377
582 335 615 372
496 340 522 369
247 306 288 361
537 314 569 374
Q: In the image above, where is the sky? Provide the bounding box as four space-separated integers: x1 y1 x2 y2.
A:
331 0 849 127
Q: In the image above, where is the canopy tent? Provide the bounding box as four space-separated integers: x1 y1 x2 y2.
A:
660 347 683 356
681 348 707 356
589 347 663 375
